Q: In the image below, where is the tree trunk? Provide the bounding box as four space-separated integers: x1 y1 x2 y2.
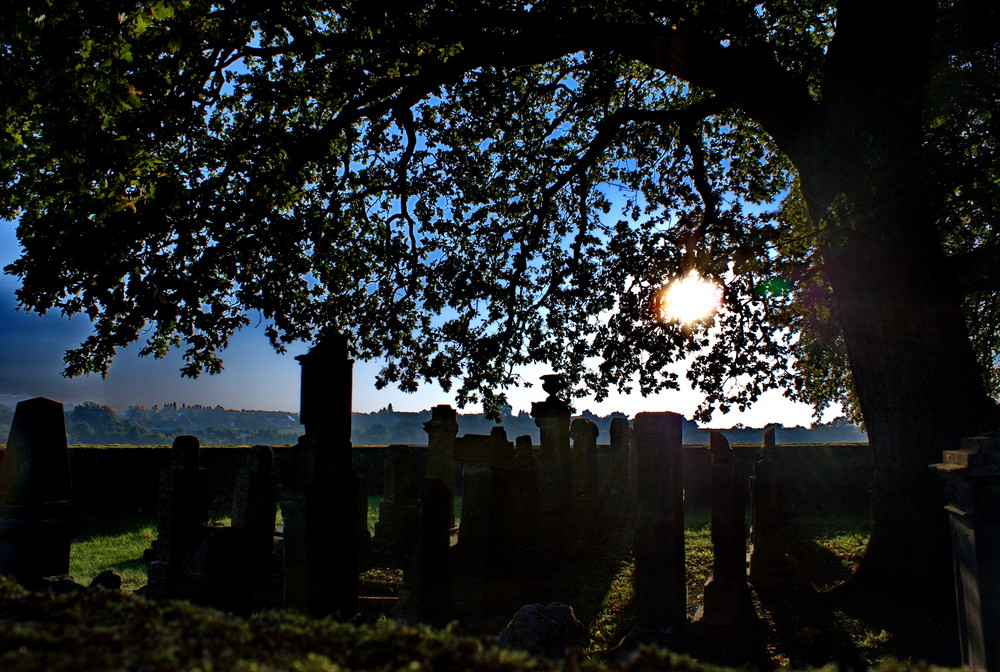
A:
818 207 997 598
780 0 999 599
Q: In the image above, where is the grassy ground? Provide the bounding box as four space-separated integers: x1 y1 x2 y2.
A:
65 505 956 670
70 518 157 592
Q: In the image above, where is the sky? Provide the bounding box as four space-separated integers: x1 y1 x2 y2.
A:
0 219 839 427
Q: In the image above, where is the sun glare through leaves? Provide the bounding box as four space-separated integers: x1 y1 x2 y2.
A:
655 271 723 326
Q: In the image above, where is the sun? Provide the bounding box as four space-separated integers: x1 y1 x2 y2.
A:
655 271 723 325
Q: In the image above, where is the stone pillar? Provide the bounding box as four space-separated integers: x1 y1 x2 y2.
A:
697 430 754 628
232 445 277 609
932 435 1000 671
281 334 360 619
749 427 783 582
395 478 453 626
424 405 459 495
630 411 686 650
0 397 75 589
147 434 208 599
531 374 572 546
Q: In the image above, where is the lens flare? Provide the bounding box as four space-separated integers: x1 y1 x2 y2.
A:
655 271 723 325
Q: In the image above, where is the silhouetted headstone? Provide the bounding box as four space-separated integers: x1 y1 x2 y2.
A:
697 430 754 628
610 416 634 524
281 335 360 619
531 375 572 547
452 429 517 613
932 435 1000 671
509 435 541 577
395 478 453 626
147 434 208 599
232 445 277 609
629 411 685 650
372 444 416 563
570 418 598 496
424 405 459 494
749 427 783 581
0 397 75 589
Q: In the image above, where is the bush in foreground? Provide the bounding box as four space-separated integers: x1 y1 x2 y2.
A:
0 577 952 672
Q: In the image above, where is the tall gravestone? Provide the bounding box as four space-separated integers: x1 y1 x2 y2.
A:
424 405 459 495
394 477 453 626
146 434 208 599
280 334 360 619
0 397 75 589
697 430 754 628
452 429 518 613
932 435 1000 671
509 435 541 578
232 445 278 609
749 427 783 582
531 374 572 548
372 444 416 563
570 418 599 547
630 411 686 650
610 416 634 525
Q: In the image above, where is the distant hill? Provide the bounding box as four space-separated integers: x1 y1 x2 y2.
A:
0 397 866 446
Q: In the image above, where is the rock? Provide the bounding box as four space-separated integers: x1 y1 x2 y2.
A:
41 576 85 595
498 602 584 660
89 570 122 591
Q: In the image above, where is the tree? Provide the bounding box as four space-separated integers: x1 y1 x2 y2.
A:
3 1 999 598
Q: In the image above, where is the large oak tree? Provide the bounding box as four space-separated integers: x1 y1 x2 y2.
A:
3 1 999 598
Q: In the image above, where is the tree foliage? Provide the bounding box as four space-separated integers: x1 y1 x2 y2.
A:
1 0 997 424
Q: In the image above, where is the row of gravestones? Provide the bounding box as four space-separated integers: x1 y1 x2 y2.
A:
0 393 817 646
3 350 997 665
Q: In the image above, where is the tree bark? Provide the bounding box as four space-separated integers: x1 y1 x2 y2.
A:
816 199 996 597
786 1 998 598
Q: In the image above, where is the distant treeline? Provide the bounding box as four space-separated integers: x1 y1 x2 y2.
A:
0 400 866 446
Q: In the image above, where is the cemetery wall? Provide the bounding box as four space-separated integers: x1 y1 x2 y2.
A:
0 441 871 520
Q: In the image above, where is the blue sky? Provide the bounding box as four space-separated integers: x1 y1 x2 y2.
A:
0 219 834 426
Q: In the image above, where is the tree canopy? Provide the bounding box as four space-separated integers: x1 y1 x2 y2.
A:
3 0 999 595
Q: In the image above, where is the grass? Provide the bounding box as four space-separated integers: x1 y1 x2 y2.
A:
65 503 908 669
70 517 157 592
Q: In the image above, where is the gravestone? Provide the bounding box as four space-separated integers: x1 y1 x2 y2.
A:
372 444 416 563
452 429 517 613
569 418 598 497
280 334 361 619
610 416 634 524
394 478 453 626
570 418 599 547
231 445 278 609
509 435 542 577
424 405 459 495
749 427 783 582
697 430 754 628
187 526 252 615
0 397 75 589
932 435 1000 671
629 411 686 650
146 434 208 599
531 374 572 548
